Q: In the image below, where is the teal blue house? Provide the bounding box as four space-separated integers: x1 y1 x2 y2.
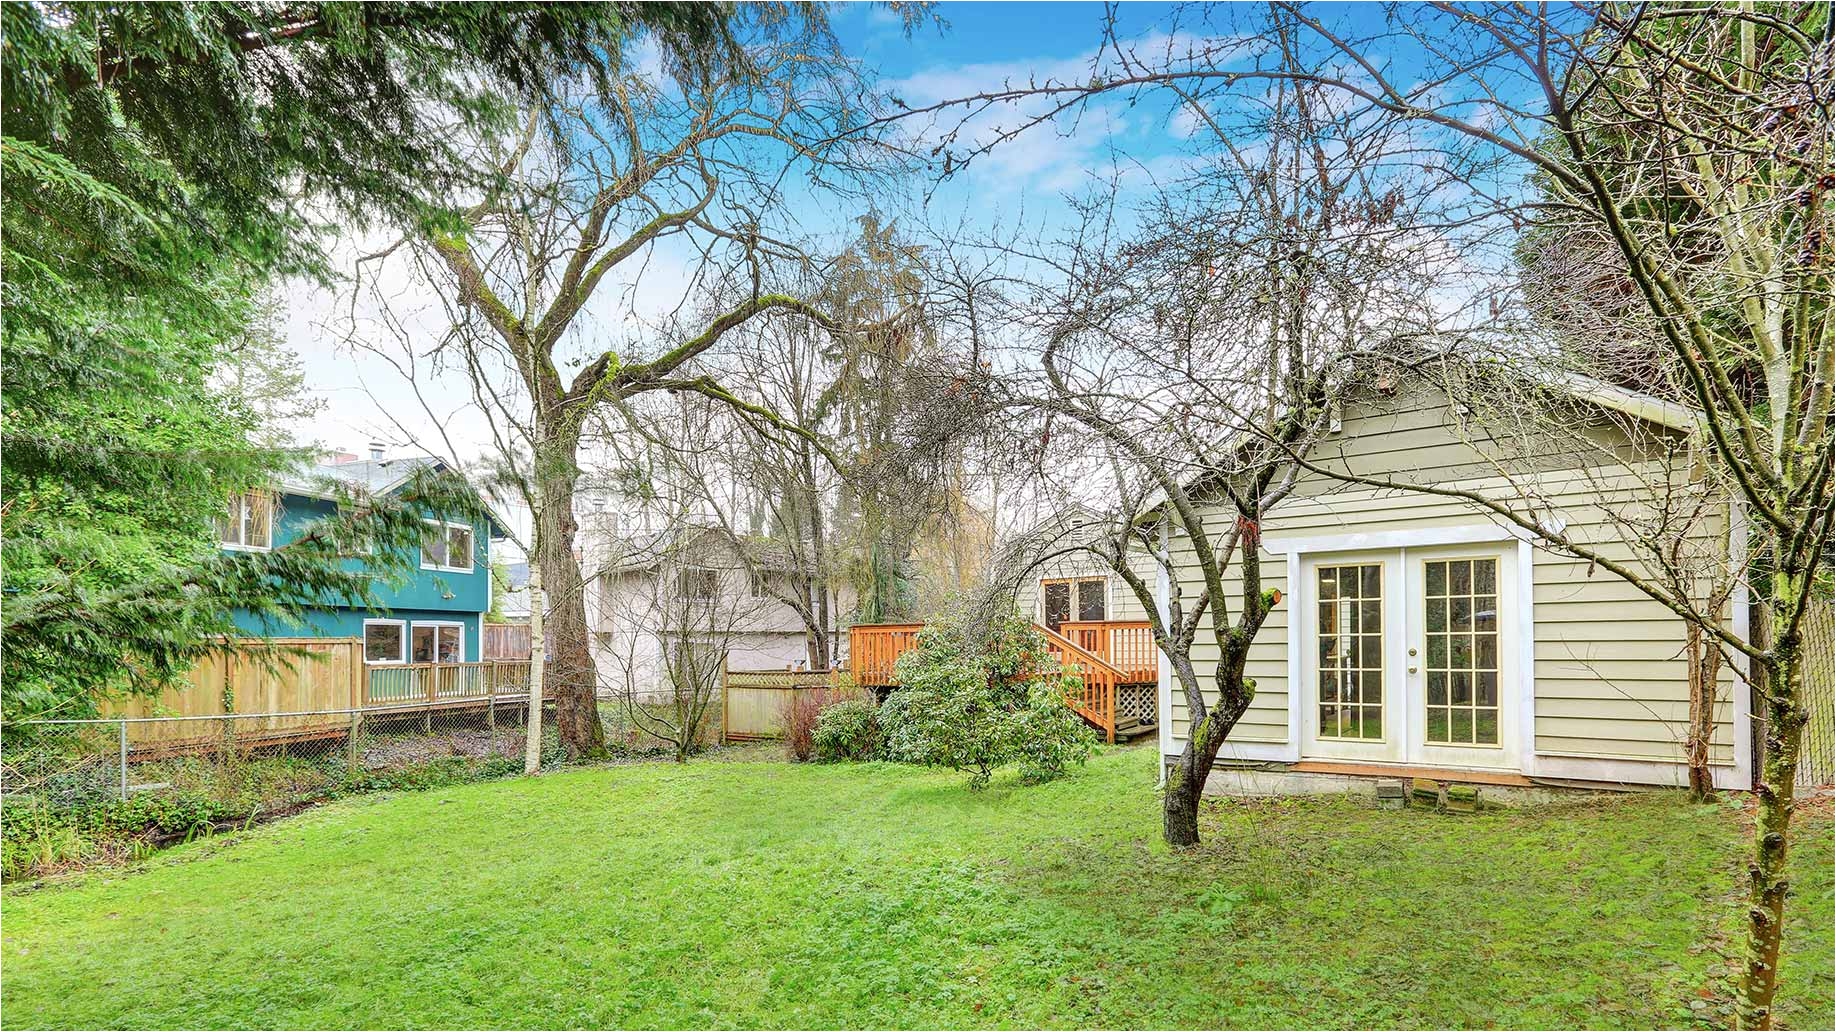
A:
221 453 508 665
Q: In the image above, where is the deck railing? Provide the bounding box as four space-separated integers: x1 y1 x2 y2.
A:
1058 620 1157 683
364 661 532 708
1035 626 1120 742
849 621 1125 742
849 623 925 688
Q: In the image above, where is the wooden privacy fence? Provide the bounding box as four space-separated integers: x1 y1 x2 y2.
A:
101 638 533 755
483 622 532 660
849 623 923 687
106 638 363 752
721 668 850 742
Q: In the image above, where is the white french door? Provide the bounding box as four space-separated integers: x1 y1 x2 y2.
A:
1299 543 1522 771
1300 550 1407 762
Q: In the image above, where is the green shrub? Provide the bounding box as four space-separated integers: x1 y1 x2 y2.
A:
811 699 883 761
882 612 1095 789
1 751 525 881
877 689 923 764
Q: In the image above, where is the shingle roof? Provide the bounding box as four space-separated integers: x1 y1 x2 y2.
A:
275 454 511 536
277 455 445 498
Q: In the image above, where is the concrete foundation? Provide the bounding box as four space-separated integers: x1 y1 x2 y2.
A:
1198 765 1626 807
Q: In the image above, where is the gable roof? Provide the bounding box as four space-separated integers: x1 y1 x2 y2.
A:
276 454 511 537
1543 370 1700 433
1128 354 1706 521
596 523 808 577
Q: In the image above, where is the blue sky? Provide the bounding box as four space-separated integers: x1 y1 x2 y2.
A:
287 3 1195 461
283 1 1509 492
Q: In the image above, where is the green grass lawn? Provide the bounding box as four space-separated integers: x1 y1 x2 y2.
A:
2 747 1831 1030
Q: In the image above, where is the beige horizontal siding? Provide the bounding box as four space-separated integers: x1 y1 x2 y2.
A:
1011 550 1157 626
1162 380 1737 777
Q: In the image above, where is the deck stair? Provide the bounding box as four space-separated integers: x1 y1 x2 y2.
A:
1111 715 1158 742
850 621 1159 745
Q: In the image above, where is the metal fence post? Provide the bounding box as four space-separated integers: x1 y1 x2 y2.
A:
118 719 129 801
347 709 363 777
487 696 497 756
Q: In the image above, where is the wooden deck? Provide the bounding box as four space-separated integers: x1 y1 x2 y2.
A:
850 620 1160 744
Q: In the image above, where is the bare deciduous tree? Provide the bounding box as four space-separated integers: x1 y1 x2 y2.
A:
361 25 893 759
966 50 1451 846
893 6 1828 1020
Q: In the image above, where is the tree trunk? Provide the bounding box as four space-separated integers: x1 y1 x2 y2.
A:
1162 651 1250 847
536 432 608 760
1685 622 1722 802
523 556 546 776
1162 741 1206 847
1737 592 1808 1030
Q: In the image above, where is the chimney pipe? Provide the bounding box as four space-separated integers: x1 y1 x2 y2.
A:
368 441 384 461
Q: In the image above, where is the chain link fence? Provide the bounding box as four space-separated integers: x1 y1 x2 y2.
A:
1 701 564 879
1797 602 1833 789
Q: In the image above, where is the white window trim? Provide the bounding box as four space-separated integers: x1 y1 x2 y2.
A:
410 620 466 664
420 519 476 573
363 618 408 665
221 492 275 553
1036 575 1111 626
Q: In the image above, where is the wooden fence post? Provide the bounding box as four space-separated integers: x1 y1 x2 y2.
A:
721 654 731 745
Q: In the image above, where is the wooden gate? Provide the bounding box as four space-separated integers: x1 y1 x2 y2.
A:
721 668 846 742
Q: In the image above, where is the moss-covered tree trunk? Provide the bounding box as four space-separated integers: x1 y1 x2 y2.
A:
535 426 608 761
1163 628 1256 847
1737 582 1808 1030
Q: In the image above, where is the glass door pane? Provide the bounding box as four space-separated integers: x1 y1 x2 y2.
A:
1042 582 1071 631
1317 563 1384 739
1423 558 1500 744
1075 579 1107 621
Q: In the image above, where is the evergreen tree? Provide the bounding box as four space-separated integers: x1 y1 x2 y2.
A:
0 2 733 718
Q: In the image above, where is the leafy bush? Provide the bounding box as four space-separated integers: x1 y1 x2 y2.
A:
877 689 923 764
811 699 883 761
883 612 1095 789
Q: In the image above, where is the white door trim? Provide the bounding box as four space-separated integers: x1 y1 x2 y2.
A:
1264 523 1529 556
1283 527 1538 776
1517 538 1538 776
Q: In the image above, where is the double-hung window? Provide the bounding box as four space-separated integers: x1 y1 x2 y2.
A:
219 492 273 551
677 567 718 600
421 520 475 572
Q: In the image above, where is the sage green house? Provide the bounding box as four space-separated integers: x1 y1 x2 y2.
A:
1157 366 1752 792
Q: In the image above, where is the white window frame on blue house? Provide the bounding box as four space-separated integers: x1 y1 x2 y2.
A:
219 492 274 552
411 621 465 664
420 519 475 573
363 619 408 664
